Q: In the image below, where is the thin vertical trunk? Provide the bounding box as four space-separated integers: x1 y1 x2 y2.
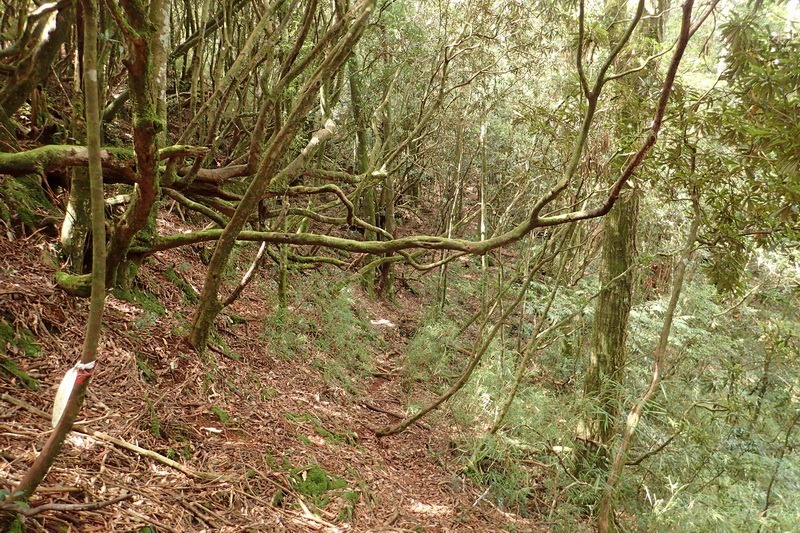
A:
377 170 395 298
437 121 464 310
61 31 91 272
8 0 106 502
348 55 375 296
189 0 213 119
479 124 488 273
278 243 288 310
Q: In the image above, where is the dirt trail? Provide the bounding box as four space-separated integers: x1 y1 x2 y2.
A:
1 232 541 531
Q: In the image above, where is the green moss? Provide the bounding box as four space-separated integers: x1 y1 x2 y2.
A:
0 317 42 358
114 258 144 297
314 424 357 446
265 453 292 472
0 320 13 343
0 357 39 390
208 330 241 361
16 329 41 357
338 489 360 521
0 173 57 231
136 353 156 383
285 412 357 446
164 267 199 303
164 444 192 460
210 405 231 425
145 397 161 438
261 386 277 400
226 312 247 325
127 288 166 316
290 464 348 508
55 270 92 297
1 512 26 533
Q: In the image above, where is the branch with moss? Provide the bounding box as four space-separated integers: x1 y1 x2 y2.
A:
271 183 392 238
163 188 228 227
0 145 137 180
0 144 207 183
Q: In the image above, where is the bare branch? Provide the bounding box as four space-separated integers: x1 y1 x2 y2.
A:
1 494 132 517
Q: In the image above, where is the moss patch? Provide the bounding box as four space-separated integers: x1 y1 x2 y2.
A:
285 412 358 446
0 318 43 390
0 317 42 358
0 174 57 232
290 464 348 508
0 357 39 390
164 266 199 303
55 270 92 297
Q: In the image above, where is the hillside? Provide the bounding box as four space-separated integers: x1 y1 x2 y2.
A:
0 222 547 532
3 1 800 531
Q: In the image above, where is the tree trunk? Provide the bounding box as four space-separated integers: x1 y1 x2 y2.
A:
584 0 665 526
581 188 638 458
377 170 395 298
596 195 700 532
348 55 375 296
104 0 170 289
0 3 74 138
62 33 91 272
8 0 106 502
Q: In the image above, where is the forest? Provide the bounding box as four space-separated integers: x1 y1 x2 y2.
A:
1 0 799 530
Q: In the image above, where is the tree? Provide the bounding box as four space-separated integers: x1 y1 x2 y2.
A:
5 0 793 528
6 0 106 504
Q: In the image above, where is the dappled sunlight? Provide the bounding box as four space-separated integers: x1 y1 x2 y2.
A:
408 500 452 517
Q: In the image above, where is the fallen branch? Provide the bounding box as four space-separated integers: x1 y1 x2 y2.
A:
0 144 206 179
83 429 224 481
1 393 227 482
0 493 131 517
1 393 50 418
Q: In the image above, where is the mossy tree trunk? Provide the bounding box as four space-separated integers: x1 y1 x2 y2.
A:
581 0 665 527
0 2 74 140
596 194 700 533
61 168 92 274
62 29 91 272
579 0 673 472
348 55 376 296
104 0 171 290
582 188 638 454
437 121 465 310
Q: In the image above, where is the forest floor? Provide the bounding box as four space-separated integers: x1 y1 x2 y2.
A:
0 221 546 532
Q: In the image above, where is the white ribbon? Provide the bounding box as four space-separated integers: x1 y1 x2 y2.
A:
51 361 96 428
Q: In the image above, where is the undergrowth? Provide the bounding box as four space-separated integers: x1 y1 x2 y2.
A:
261 273 379 393
398 249 800 530
401 315 459 392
